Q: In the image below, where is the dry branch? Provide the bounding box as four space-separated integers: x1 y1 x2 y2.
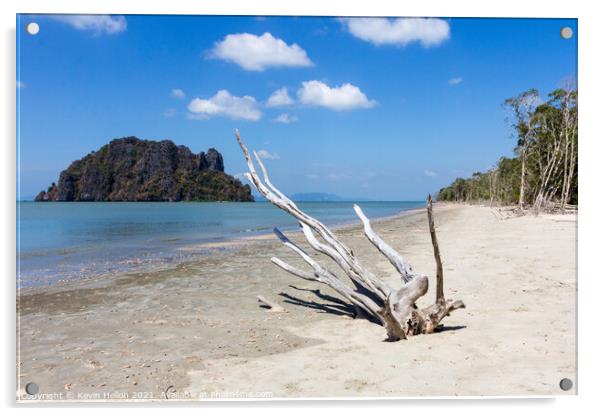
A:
235 130 465 341
427 195 444 302
257 295 286 312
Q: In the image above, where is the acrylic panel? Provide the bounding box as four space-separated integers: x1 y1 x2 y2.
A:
16 15 577 401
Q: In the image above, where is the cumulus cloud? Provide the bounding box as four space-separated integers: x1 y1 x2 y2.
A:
266 87 294 107
297 80 376 111
448 77 463 86
342 17 450 47
209 32 313 71
187 90 262 121
273 113 298 124
171 88 186 99
256 150 280 160
50 15 127 35
424 169 437 177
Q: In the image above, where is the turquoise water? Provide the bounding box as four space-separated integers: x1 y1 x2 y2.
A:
17 201 422 288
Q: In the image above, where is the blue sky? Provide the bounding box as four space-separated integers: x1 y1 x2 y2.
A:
17 15 577 200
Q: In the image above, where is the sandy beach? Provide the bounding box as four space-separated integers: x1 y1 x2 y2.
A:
17 204 577 400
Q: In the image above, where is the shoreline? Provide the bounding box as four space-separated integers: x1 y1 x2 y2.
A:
17 203 576 398
17 205 428 297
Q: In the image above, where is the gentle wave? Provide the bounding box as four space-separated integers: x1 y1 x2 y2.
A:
17 201 422 288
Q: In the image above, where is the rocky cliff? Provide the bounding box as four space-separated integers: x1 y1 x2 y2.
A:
35 137 253 202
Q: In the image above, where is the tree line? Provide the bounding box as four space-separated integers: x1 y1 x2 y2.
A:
437 87 577 211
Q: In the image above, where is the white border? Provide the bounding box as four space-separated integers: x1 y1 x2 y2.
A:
2 0 600 414
8 0 582 18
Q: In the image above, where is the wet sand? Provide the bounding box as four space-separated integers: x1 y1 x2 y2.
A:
17 204 577 400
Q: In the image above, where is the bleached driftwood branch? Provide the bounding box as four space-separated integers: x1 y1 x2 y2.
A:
257 295 286 312
236 130 465 341
427 195 444 302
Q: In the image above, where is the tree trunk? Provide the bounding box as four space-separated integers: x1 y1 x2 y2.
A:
561 107 577 210
519 148 527 210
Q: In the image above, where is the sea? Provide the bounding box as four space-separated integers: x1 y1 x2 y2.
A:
17 201 423 288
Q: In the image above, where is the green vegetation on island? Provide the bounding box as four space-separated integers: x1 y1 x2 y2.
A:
35 137 254 202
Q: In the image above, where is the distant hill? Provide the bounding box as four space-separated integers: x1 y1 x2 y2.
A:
35 137 253 202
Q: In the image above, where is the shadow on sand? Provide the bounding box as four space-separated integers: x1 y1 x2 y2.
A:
279 285 356 318
279 285 468 335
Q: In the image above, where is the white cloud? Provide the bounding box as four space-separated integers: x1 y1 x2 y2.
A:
162 108 176 118
298 80 376 111
266 87 294 107
424 169 437 177
209 32 313 71
305 174 320 180
171 88 186 99
273 113 298 124
50 15 127 35
342 17 450 47
187 90 262 121
256 150 280 160
448 77 463 86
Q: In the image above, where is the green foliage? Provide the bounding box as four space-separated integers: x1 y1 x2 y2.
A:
35 137 254 202
438 88 577 207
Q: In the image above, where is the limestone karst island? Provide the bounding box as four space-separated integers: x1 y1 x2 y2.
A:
34 137 254 202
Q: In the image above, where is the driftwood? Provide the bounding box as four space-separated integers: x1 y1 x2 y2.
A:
492 202 576 220
236 131 465 341
427 195 444 302
257 295 286 312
